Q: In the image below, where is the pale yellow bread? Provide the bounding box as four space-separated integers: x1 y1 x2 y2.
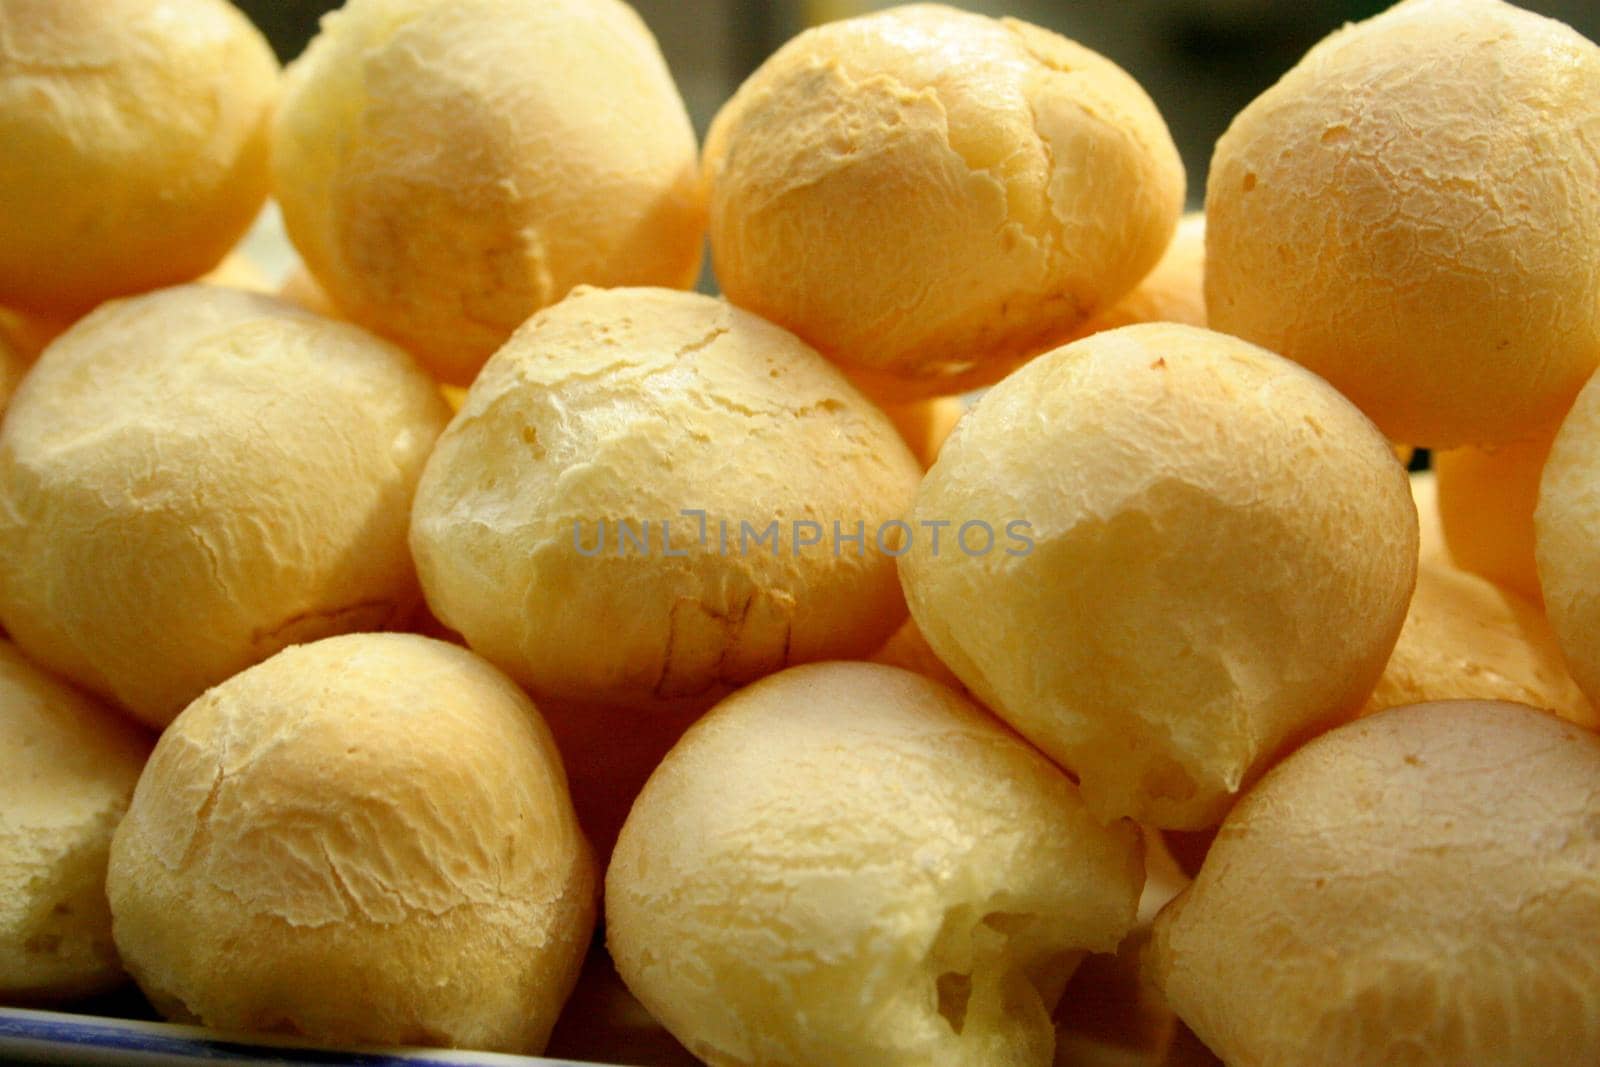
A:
0 285 451 728
0 639 149 1002
607 662 1144 1067
0 0 278 316
411 286 922 710
107 633 595 1053
900 323 1416 829
705 3 1184 398
1150 701 1600 1066
1205 0 1600 447
1359 561 1593 728
274 0 706 385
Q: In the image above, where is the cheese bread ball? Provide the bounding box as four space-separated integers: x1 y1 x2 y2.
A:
1437 426 1554 604
608 662 1144 1067
0 640 149 1002
0 0 278 317
108 634 594 1052
275 0 705 386
1150 701 1600 1066
0 285 451 729
900 324 1417 829
1536 375 1600 706
1206 0 1600 448
411 286 922 709
881 396 965 470
1360 562 1592 727
1071 212 1207 339
704 4 1184 399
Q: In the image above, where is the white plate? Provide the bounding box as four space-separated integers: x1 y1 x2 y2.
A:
0 1007 609 1067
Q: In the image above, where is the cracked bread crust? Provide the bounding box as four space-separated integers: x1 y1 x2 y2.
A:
410 286 922 711
0 286 451 728
273 0 706 386
0 639 149 1002
1150 701 1600 1066
607 662 1142 1067
1205 0 1600 448
0 0 278 317
703 3 1184 399
106 633 595 1054
899 323 1417 829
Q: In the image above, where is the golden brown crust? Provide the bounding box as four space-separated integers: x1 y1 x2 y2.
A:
107 633 595 1054
607 662 1143 1067
1151 701 1600 1066
901 323 1417 828
274 0 706 385
0 0 278 316
410 286 922 710
1206 0 1600 447
704 4 1184 398
0 286 451 728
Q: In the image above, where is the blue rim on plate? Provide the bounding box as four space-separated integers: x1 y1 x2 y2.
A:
0 1006 612 1066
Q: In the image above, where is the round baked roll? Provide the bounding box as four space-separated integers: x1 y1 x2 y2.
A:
274 0 705 384
704 3 1184 398
1150 700 1600 1066
108 633 595 1053
0 0 278 316
411 286 922 710
1361 561 1591 727
900 323 1416 828
608 662 1144 1067
1205 0 1600 447
0 285 451 729
0 640 149 1002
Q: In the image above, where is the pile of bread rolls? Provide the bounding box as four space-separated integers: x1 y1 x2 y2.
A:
2 0 1599 1063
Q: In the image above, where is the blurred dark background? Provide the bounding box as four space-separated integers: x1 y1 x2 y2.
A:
237 0 1600 208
